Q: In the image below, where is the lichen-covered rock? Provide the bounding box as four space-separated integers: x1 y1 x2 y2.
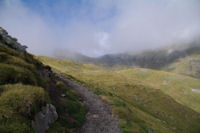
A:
32 104 58 133
0 27 27 53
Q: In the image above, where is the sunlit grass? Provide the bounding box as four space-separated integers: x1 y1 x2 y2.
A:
0 84 49 133
119 68 200 112
0 46 86 132
164 53 200 78
39 56 200 133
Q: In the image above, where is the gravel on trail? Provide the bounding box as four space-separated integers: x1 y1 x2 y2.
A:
59 75 122 133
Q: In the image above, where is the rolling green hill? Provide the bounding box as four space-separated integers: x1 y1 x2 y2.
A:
38 56 200 133
164 53 200 79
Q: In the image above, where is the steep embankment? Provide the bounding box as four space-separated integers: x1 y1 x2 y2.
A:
39 56 200 133
0 27 87 133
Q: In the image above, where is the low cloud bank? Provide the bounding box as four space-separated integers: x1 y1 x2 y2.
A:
0 0 200 57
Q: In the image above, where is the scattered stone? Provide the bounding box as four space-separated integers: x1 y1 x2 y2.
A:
31 104 58 133
148 128 154 133
172 127 177 130
61 94 66 97
140 87 144 90
191 88 200 93
162 80 168 85
92 114 99 118
0 41 3 46
74 65 80 69
156 118 162 122
141 69 148 73
135 96 139 101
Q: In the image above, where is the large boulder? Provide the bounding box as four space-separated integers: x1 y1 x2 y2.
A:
31 104 58 133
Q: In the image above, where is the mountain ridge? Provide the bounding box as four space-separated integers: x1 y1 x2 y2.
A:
54 42 200 70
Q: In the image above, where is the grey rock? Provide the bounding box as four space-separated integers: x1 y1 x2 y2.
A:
0 27 27 53
32 104 58 133
61 94 66 97
0 41 3 46
148 128 154 133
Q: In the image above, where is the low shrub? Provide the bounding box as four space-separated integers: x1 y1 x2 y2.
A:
56 81 69 92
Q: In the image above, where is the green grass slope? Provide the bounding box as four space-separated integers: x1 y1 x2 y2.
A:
0 46 49 132
164 53 200 79
0 46 85 133
119 68 200 113
38 56 200 133
0 84 49 133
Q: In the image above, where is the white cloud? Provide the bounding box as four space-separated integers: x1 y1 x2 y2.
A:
95 32 110 49
0 0 200 56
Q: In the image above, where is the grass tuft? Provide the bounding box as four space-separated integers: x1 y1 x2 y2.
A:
0 84 49 133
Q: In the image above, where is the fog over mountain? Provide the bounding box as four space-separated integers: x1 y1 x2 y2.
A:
0 0 200 57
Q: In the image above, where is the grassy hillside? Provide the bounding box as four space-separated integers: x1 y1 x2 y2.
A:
0 46 49 132
38 56 200 133
0 46 85 133
119 68 200 113
0 84 49 133
164 53 200 79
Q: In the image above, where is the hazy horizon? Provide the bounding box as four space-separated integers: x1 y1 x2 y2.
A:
0 0 200 57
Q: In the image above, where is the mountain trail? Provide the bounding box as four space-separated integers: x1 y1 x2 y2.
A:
58 74 121 133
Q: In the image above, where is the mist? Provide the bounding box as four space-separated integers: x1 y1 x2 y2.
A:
0 0 200 57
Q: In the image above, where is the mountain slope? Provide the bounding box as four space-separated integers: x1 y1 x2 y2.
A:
96 43 200 69
54 42 200 71
39 56 200 133
164 53 200 79
119 68 200 112
0 27 86 133
53 49 96 64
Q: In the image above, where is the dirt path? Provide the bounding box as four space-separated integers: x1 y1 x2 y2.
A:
58 75 121 133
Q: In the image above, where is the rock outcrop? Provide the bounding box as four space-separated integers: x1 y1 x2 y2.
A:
0 27 27 53
31 104 58 133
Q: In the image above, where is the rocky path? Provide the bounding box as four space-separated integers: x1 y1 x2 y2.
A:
58 75 121 133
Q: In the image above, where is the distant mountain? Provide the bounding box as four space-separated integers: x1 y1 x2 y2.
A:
54 42 200 70
164 51 200 79
53 49 96 64
96 43 200 69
